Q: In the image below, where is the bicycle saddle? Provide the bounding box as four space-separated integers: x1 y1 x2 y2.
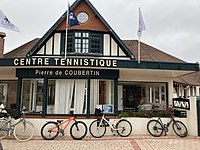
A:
57 120 63 123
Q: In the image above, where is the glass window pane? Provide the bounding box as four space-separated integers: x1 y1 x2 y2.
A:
119 82 167 111
75 32 81 37
90 80 114 114
21 79 44 114
0 81 17 109
47 79 87 115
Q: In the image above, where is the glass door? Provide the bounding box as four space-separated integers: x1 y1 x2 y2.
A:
21 79 44 114
0 84 7 105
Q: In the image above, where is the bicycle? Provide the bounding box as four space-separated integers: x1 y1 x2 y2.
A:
89 110 132 138
147 111 188 138
40 114 87 140
0 106 34 142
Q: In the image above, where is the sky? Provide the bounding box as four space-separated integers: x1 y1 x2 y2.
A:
0 0 200 63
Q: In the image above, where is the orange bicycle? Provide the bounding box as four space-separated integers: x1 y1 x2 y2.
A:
40 115 87 140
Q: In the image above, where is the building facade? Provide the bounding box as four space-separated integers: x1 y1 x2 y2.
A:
0 0 198 119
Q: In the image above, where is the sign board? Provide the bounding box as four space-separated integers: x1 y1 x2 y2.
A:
96 104 113 113
16 68 119 79
173 98 190 110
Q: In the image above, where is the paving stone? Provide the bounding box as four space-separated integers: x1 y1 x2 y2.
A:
1 135 200 150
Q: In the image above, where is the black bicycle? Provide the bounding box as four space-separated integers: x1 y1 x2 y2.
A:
147 112 188 138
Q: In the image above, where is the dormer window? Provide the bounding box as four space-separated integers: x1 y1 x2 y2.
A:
61 30 103 55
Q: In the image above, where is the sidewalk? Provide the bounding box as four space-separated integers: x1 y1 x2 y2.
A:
1 135 200 150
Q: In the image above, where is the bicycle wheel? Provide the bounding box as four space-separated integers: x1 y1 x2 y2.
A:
172 121 188 138
147 120 163 137
41 122 59 140
89 120 106 138
14 121 34 142
116 119 132 137
70 121 87 140
0 119 8 139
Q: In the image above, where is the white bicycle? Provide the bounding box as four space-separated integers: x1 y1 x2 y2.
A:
89 111 132 138
0 106 34 141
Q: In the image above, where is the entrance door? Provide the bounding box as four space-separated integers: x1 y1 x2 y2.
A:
123 85 141 110
118 85 123 110
0 84 7 105
99 81 105 105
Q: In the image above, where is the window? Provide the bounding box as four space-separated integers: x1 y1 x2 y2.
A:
61 31 103 55
75 32 89 53
119 82 167 111
90 80 114 114
47 79 87 115
77 12 89 24
0 81 18 109
91 33 102 53
21 79 44 114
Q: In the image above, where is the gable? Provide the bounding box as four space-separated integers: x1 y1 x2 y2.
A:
56 0 109 32
27 0 134 60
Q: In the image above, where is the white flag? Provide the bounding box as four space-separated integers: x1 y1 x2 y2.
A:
137 8 146 38
0 9 20 32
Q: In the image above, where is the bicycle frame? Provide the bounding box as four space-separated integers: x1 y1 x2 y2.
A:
99 114 119 131
50 116 75 133
0 115 25 137
158 116 175 128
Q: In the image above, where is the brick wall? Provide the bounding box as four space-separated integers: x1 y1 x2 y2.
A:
56 0 109 32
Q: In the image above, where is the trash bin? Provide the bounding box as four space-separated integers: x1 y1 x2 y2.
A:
174 110 187 118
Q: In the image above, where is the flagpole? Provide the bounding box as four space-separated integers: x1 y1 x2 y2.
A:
138 37 141 64
65 3 69 59
137 7 141 64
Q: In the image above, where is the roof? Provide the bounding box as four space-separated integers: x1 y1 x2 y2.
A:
123 40 185 63
174 71 200 86
4 39 187 64
4 38 40 58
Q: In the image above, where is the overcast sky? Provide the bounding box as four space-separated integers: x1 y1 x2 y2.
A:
0 0 200 63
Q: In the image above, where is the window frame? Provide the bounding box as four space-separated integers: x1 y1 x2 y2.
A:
60 30 103 55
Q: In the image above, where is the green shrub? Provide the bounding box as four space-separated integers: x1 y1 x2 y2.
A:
119 109 173 118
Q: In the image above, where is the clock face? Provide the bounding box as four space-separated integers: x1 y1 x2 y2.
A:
77 12 89 24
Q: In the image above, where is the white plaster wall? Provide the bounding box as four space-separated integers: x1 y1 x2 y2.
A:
25 117 188 137
103 34 110 56
196 86 200 96
54 33 61 55
46 37 53 55
186 96 198 136
37 46 44 55
168 79 174 106
103 34 126 57
0 69 16 79
119 47 126 56
111 38 117 56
